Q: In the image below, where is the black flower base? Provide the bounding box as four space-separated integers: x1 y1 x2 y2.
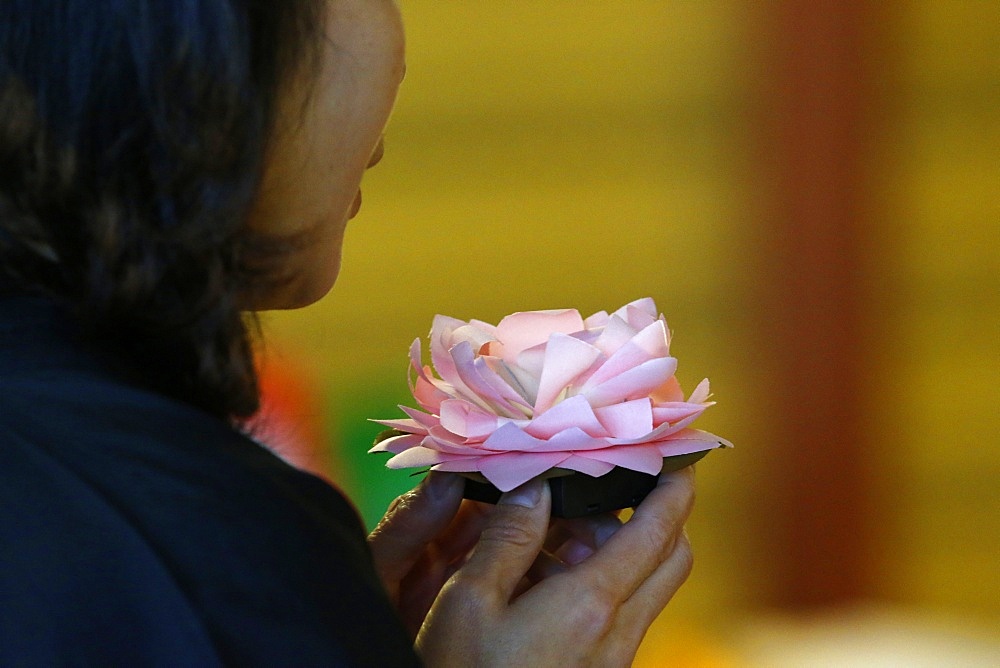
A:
462 450 709 519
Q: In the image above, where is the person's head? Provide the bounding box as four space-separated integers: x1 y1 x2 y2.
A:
0 0 404 418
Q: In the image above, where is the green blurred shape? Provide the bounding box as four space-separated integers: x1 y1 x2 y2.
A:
326 375 424 530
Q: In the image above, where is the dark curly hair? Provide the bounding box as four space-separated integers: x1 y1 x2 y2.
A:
0 0 325 418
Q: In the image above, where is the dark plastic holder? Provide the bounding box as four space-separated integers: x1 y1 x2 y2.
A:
463 450 709 518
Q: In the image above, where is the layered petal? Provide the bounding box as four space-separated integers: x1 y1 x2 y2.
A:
372 298 731 484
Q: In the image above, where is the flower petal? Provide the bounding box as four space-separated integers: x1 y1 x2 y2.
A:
495 309 584 363
525 394 608 439
582 444 666 475
399 405 441 429
654 429 733 457
687 378 712 404
451 341 530 417
429 314 469 383
650 375 685 403
408 338 451 412
581 320 669 392
651 402 706 427
439 398 502 439
591 314 638 357
582 357 678 408
385 445 468 468
557 456 616 477
430 458 485 473
479 451 572 492
534 333 603 414
613 297 660 331
543 427 613 451
593 399 655 439
425 428 494 455
369 417 429 435
480 421 546 451
368 433 424 454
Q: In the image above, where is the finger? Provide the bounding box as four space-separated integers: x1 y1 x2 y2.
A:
543 513 623 566
368 472 464 586
546 513 624 554
611 530 694 650
453 479 551 607
429 499 493 564
523 549 569 588
572 466 695 605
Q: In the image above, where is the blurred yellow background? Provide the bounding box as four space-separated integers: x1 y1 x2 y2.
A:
260 1 999 664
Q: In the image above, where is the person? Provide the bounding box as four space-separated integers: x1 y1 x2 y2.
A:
0 0 696 665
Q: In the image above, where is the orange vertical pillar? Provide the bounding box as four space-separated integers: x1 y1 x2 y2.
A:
750 0 885 609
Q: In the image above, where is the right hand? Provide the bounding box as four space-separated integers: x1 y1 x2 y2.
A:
414 466 696 667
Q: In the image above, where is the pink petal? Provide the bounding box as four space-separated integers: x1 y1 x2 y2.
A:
654 429 733 458
582 357 678 408
543 427 613 451
688 378 712 404
582 443 666 475
497 357 540 408
608 418 690 445
613 298 659 331
474 356 534 414
451 341 530 417
430 458 485 473
369 417 429 435
429 314 469 384
581 320 669 392
514 342 546 383
495 309 584 363
651 402 705 427
557 456 616 477
591 314 637 357
385 445 465 469
481 421 546 451
368 433 424 454
650 375 685 403
593 399 655 439
479 451 572 492
583 310 610 329
425 428 494 455
408 339 451 412
525 394 608 439
449 323 496 352
534 333 602 414
400 405 441 429
439 399 501 439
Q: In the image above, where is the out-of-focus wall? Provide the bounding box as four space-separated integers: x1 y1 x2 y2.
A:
262 0 999 661
870 0 999 617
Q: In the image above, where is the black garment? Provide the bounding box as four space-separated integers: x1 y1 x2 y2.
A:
0 297 420 666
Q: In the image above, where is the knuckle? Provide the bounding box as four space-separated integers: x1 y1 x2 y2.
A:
443 572 498 614
569 587 616 639
675 534 695 579
478 514 539 550
638 513 677 561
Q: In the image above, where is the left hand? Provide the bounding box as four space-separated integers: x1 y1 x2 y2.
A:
367 472 486 637
367 472 627 638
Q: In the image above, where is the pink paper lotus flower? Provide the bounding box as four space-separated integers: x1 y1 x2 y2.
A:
371 298 732 492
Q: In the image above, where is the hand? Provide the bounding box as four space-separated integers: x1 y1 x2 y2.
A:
414 467 696 667
367 472 490 637
368 472 630 637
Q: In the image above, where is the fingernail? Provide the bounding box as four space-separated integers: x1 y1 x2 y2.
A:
594 523 620 548
499 480 543 508
559 538 595 565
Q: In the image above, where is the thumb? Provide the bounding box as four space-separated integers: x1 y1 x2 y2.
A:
458 479 551 605
368 472 464 587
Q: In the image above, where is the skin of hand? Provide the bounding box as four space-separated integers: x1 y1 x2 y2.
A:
368 467 696 666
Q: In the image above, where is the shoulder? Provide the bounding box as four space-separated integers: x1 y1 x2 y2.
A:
0 316 419 665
